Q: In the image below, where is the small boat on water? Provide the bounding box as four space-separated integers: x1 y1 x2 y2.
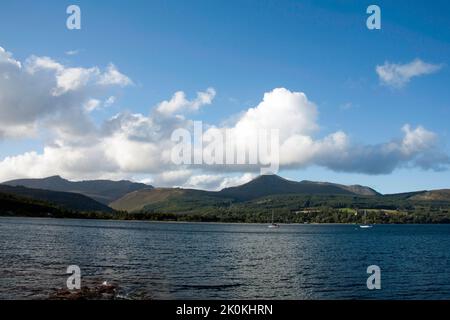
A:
268 210 280 228
359 210 373 228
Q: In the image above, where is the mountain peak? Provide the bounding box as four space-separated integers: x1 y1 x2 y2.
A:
43 175 66 181
219 174 378 200
252 174 285 182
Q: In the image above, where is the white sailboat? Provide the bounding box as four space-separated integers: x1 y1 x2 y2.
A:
268 210 280 228
359 210 373 228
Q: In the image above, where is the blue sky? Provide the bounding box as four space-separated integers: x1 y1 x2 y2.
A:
0 0 449 193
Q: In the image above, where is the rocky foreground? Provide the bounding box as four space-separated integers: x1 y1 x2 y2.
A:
49 281 121 300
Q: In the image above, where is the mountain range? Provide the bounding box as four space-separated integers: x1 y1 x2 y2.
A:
1 174 450 217
109 174 450 214
3 175 152 205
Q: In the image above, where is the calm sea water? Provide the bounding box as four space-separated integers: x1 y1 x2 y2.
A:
0 217 449 300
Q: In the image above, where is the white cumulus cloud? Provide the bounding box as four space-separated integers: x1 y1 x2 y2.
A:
376 59 443 88
0 47 132 139
0 46 21 68
97 63 133 87
156 87 216 116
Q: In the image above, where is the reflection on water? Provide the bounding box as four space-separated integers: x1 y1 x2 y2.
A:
1 217 450 299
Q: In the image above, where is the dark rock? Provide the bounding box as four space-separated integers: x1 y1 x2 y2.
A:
49 281 119 300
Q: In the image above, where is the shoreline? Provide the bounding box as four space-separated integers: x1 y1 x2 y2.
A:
1 215 449 225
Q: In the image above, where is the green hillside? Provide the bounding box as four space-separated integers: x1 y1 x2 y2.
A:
110 188 225 213
409 189 450 201
0 192 65 217
3 175 152 204
217 174 378 201
0 185 113 212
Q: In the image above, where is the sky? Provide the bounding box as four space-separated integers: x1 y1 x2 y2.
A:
0 0 449 193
